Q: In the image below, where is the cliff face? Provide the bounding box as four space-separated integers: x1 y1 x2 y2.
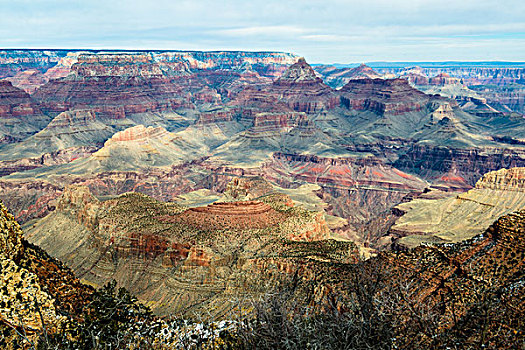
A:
231 58 338 114
33 74 186 117
394 145 525 188
1 52 524 259
90 124 205 170
0 50 68 78
5 69 49 94
314 63 383 88
0 80 50 143
262 152 428 249
389 167 525 248
375 65 525 114
339 78 439 116
1 50 297 79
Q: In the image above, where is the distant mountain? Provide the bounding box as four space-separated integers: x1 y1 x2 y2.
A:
314 63 383 88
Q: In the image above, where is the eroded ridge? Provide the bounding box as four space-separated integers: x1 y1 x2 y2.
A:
163 200 288 230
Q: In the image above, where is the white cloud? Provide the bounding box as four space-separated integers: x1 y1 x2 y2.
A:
0 0 524 62
216 26 308 37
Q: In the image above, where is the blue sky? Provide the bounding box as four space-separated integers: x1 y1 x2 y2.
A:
1 0 524 63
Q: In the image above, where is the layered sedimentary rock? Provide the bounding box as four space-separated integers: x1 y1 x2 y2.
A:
394 145 525 188
89 124 204 170
267 152 427 191
0 109 113 160
164 201 288 231
5 69 49 94
377 65 525 114
0 146 97 176
389 167 525 248
428 73 461 86
339 78 440 116
1 50 297 79
0 80 50 143
378 66 524 86
231 58 338 114
33 70 186 117
24 185 343 316
0 50 68 78
262 152 428 249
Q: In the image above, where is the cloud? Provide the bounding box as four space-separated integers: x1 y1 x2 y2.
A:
0 0 524 62
216 25 308 37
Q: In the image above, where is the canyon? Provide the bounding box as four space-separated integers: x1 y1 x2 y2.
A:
0 50 523 336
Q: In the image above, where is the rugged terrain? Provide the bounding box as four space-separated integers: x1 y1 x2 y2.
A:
24 184 356 317
0 200 93 348
0 51 524 254
0 51 524 345
390 167 525 248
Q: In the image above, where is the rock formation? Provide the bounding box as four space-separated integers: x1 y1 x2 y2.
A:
24 185 343 316
5 69 49 94
0 80 50 143
372 209 525 348
314 63 383 88
231 58 338 114
90 124 204 170
389 167 525 248
0 200 92 347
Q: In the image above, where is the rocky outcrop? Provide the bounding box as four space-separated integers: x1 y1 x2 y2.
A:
0 80 50 143
428 73 461 86
268 152 427 191
374 210 525 348
5 69 49 94
0 202 23 260
0 146 97 176
0 50 67 78
0 200 93 344
231 58 338 114
476 166 525 191
24 186 336 316
339 78 441 115
0 109 114 160
314 63 383 88
394 145 525 188
274 57 322 85
379 66 524 86
153 51 298 77
263 152 428 249
163 201 288 231
90 125 204 170
33 74 186 116
377 65 525 114
389 167 525 248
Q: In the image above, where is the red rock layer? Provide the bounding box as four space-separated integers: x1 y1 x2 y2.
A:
33 75 186 117
428 73 461 86
394 144 525 187
0 80 41 118
267 152 427 191
5 69 49 94
339 78 444 115
231 58 338 114
161 201 288 231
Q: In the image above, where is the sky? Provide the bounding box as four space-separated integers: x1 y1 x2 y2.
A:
1 0 524 63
